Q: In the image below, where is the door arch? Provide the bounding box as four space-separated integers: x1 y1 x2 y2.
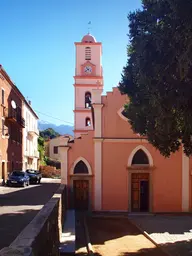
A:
70 157 92 211
128 146 154 212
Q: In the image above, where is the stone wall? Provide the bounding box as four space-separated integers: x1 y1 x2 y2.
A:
0 184 66 256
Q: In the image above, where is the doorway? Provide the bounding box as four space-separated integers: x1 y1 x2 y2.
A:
73 180 89 210
131 173 149 212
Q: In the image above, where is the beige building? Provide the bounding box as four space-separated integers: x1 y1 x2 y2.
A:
48 135 73 161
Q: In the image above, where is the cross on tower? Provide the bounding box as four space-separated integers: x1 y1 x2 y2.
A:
88 21 91 34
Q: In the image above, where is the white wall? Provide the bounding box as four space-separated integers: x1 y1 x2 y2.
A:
23 102 39 170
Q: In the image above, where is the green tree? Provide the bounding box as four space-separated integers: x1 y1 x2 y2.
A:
38 136 45 165
40 128 60 140
119 0 192 157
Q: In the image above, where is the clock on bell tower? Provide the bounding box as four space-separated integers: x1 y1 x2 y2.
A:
73 33 103 138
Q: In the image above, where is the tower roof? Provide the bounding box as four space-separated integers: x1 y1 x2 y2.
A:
81 33 96 43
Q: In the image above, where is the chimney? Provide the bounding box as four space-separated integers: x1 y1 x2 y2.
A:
28 100 31 105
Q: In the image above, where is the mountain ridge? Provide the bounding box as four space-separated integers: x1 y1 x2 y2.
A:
38 121 74 135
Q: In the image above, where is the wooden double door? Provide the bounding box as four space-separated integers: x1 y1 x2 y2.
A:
131 173 149 212
73 180 89 210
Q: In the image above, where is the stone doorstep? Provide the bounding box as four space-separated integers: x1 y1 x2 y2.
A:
59 210 76 254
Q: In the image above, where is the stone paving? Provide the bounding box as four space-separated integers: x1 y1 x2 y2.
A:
130 215 192 256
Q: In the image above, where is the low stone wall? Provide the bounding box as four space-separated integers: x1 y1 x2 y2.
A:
0 184 66 256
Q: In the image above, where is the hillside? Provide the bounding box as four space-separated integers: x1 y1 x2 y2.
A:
40 128 60 140
38 121 74 136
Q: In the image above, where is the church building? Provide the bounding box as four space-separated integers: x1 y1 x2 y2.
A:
59 33 191 213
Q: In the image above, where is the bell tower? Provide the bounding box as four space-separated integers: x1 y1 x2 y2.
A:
73 33 103 138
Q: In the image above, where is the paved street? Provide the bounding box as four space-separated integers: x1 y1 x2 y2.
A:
0 178 60 250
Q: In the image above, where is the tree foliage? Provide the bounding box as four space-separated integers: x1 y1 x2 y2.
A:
38 128 60 165
40 128 60 140
119 0 192 157
38 136 45 165
44 157 61 170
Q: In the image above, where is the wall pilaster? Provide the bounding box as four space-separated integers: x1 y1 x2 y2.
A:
182 148 189 211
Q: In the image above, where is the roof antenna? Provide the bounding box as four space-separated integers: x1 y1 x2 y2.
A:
88 21 91 34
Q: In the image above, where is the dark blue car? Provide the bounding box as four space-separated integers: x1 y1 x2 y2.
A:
26 169 42 184
7 171 30 187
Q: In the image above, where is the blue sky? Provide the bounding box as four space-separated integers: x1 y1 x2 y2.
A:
1 0 142 125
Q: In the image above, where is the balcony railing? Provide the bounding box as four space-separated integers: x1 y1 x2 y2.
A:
18 116 25 128
25 150 39 159
28 129 39 137
4 107 25 128
4 108 17 122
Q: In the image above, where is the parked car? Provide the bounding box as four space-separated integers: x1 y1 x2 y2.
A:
26 169 42 184
7 171 30 187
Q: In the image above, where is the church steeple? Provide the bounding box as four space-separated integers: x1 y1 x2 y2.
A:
73 34 103 138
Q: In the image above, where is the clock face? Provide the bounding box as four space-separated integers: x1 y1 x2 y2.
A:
84 66 92 74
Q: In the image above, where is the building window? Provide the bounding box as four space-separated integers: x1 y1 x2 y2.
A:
53 146 58 154
2 89 4 105
132 149 149 165
85 92 91 108
85 117 91 127
85 47 91 60
74 160 88 174
2 119 4 135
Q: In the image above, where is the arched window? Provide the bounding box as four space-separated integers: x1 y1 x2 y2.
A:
74 160 89 174
85 92 91 108
85 47 91 60
85 117 91 127
132 149 149 165
121 108 128 119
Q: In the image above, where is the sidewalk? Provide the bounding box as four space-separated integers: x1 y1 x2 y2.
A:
130 215 192 256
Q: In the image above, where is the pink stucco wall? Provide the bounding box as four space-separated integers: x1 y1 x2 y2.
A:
67 33 187 212
102 141 182 212
102 87 141 138
74 111 93 130
102 142 129 211
75 44 102 76
189 158 192 210
101 88 182 212
151 146 182 212
67 86 184 212
68 131 95 206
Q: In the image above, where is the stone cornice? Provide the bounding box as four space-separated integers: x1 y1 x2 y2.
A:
127 165 156 171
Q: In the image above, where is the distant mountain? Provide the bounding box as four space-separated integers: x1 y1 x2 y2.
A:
38 121 74 136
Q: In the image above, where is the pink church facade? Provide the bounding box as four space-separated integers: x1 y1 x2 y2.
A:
60 34 192 213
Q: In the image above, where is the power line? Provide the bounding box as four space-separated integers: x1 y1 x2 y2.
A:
38 118 74 127
35 110 74 125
